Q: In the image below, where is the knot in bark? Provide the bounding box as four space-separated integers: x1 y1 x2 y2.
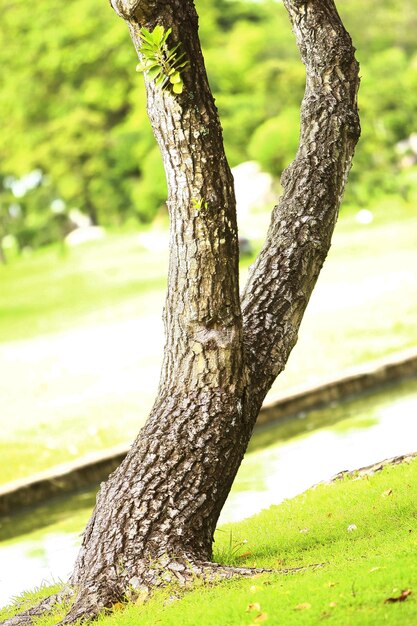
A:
109 0 160 22
109 0 141 19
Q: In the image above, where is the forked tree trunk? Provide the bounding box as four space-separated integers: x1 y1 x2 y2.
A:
1 1 360 624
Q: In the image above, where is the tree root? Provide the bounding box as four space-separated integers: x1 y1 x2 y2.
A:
0 560 326 625
55 560 327 624
0 587 73 626
56 561 276 624
56 594 111 626
199 560 326 578
198 561 274 579
326 452 417 483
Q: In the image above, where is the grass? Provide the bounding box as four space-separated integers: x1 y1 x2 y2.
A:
0 200 416 484
1 457 416 625
0 232 168 342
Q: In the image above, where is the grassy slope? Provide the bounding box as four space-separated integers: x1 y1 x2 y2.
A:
1 458 416 625
0 203 416 484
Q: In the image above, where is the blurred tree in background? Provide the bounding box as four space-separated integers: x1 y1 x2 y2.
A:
0 0 416 253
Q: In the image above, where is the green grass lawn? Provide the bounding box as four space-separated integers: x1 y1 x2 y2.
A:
0 232 168 342
1 457 416 625
0 201 416 485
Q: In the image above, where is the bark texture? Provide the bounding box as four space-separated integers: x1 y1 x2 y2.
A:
1 1 360 624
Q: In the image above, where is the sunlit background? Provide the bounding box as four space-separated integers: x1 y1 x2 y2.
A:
0 0 417 608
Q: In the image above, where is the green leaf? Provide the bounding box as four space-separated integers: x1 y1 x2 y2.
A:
138 42 154 51
136 58 158 73
139 27 153 44
155 74 169 88
172 81 184 94
168 43 181 55
170 71 181 84
147 66 162 81
161 27 172 45
136 24 188 94
169 52 187 68
151 25 165 45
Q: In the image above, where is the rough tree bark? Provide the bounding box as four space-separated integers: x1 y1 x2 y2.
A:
1 0 360 624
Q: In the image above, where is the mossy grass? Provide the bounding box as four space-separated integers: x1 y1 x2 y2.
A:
2 458 416 625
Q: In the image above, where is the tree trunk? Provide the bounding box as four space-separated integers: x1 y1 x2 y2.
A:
1 1 360 624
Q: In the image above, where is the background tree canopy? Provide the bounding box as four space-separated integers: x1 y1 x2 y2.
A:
1 0 417 249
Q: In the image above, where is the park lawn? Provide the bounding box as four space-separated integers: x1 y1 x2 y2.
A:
0 231 168 343
0 201 416 484
1 457 416 626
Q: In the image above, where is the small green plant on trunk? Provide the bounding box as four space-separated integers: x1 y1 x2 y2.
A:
191 197 208 211
136 25 189 94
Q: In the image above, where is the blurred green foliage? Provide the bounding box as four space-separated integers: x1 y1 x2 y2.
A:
0 0 416 253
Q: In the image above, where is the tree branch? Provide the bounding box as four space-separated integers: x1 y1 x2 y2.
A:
241 0 360 408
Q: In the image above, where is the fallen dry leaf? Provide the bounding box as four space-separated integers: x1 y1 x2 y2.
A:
382 489 393 497
295 602 311 610
384 589 412 604
254 613 268 623
247 602 261 612
239 551 252 559
325 581 336 588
